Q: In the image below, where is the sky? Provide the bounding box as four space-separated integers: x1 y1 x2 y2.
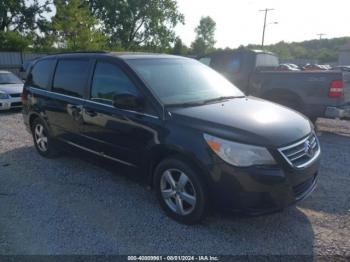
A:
175 0 350 48
38 0 350 49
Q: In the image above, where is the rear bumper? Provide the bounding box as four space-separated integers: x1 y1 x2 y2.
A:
325 104 350 118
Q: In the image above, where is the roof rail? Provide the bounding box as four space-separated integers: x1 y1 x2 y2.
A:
47 50 108 55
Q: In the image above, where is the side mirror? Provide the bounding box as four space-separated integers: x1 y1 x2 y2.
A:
113 93 144 111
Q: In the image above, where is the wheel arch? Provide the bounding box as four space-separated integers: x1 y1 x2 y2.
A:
146 145 211 190
28 112 53 136
29 112 40 130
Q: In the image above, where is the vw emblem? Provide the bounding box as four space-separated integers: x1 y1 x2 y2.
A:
304 140 314 157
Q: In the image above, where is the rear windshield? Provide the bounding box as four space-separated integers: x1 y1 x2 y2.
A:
255 54 279 68
126 58 244 105
0 72 22 84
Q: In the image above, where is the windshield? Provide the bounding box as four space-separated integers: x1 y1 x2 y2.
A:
126 58 244 106
0 72 22 84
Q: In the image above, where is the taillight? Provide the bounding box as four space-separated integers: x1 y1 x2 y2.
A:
328 79 343 97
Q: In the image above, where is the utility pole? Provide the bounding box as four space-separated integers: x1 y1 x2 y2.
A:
317 33 326 40
260 8 274 47
316 34 326 56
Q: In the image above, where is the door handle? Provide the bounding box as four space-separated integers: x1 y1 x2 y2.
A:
85 109 97 117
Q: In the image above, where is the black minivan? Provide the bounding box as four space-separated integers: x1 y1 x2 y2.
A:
22 52 321 224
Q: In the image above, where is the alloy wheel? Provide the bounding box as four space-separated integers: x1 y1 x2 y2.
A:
34 124 48 152
160 169 197 216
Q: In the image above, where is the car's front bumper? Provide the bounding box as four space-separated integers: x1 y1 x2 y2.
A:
207 156 320 214
0 97 22 110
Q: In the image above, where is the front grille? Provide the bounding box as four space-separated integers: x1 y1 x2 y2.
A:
9 93 21 98
293 174 316 199
278 133 320 169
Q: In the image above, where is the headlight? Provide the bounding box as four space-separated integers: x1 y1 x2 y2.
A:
0 91 10 99
204 133 276 167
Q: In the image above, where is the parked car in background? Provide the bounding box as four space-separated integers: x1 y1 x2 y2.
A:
22 52 321 224
303 64 328 71
287 63 301 70
276 64 300 71
199 50 350 120
0 70 24 110
322 65 332 70
333 65 350 72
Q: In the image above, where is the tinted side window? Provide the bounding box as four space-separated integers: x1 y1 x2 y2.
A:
30 59 56 90
91 62 139 105
53 59 90 98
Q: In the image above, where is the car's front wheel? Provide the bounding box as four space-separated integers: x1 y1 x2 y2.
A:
154 157 208 224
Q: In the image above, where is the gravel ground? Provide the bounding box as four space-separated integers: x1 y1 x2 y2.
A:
0 111 349 256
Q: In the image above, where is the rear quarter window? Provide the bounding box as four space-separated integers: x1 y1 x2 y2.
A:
52 59 90 98
29 59 56 90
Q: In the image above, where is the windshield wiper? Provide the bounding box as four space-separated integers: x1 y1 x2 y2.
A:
0 82 18 85
166 101 207 108
166 96 244 108
200 96 243 104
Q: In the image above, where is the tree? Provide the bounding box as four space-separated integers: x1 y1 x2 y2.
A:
0 0 51 33
52 0 105 50
317 48 337 63
247 37 350 62
87 0 184 49
172 37 188 55
191 16 216 55
0 31 30 51
0 0 52 50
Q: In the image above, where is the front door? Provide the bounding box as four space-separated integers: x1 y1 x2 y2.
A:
80 60 160 167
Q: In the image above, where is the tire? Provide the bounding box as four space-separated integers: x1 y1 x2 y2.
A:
31 118 59 158
154 157 208 224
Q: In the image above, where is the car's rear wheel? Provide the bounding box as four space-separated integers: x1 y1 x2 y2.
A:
154 158 208 224
31 118 59 158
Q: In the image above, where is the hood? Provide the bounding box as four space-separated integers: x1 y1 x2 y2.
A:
169 96 312 147
0 84 24 94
